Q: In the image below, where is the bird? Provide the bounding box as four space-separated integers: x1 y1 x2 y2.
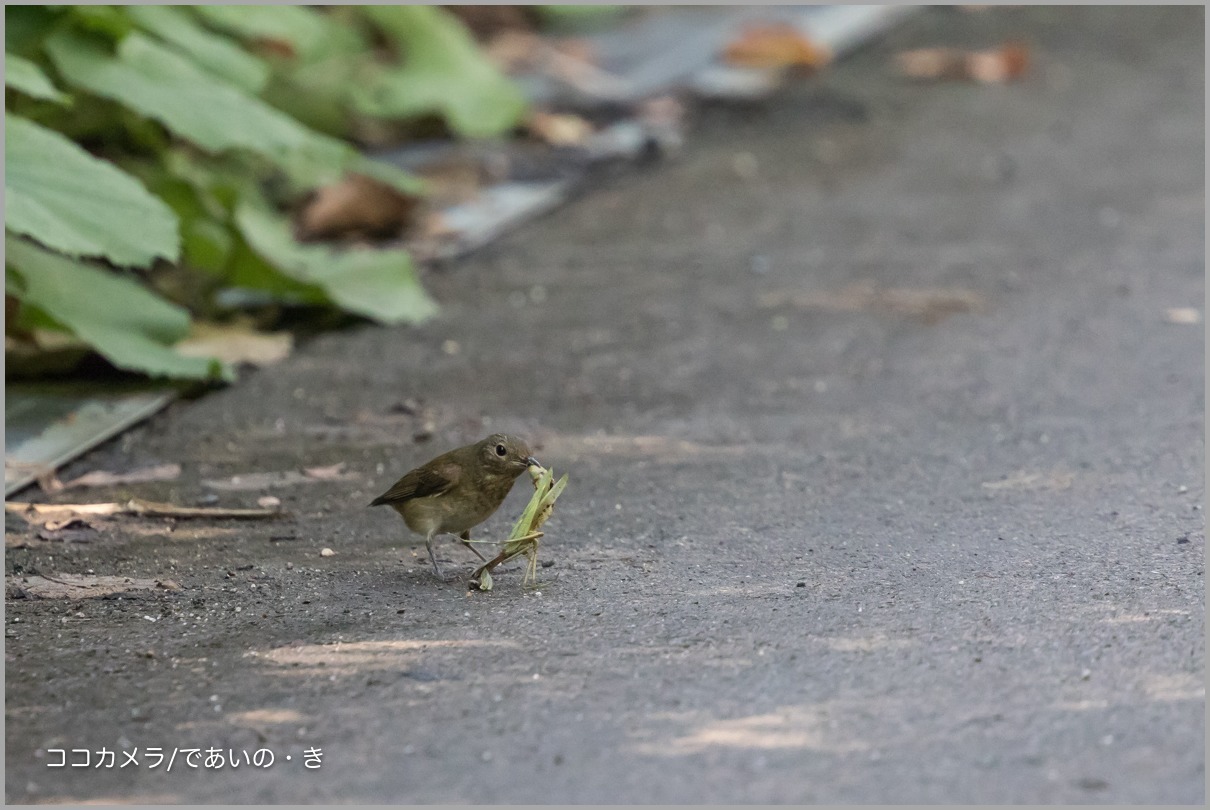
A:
369 433 540 580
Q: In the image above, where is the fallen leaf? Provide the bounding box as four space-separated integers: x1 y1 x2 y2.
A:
723 23 831 70
7 574 182 600
204 471 312 491
485 29 542 71
758 282 987 324
527 110 594 147
982 470 1074 492
5 499 281 521
296 173 419 242
896 41 1030 83
414 154 498 208
204 464 356 491
176 320 292 367
51 463 182 493
1164 307 1201 325
486 29 628 100
36 516 99 543
303 462 349 480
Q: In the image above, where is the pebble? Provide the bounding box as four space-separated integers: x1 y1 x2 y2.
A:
320 548 336 557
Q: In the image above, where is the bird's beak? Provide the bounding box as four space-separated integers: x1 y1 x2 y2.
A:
523 456 542 469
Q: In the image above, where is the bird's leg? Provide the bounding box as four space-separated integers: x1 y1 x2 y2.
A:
424 531 450 581
459 530 488 562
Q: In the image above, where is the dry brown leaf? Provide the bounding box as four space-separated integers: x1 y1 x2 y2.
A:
759 282 987 324
296 174 419 242
527 110 594 147
982 470 1073 492
485 29 543 72
7 574 182 600
51 463 182 493
896 41 1030 83
1164 307 1201 325
176 320 292 367
203 464 356 491
303 462 349 480
723 24 832 70
487 29 627 99
414 155 498 208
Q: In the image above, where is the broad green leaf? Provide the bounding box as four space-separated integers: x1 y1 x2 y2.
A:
127 6 270 95
223 236 329 305
45 30 334 158
191 5 365 62
5 53 70 104
259 58 360 138
234 198 437 324
354 6 527 138
4 114 179 267
44 30 419 195
5 236 227 380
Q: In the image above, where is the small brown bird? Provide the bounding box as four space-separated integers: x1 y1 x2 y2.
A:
369 433 539 580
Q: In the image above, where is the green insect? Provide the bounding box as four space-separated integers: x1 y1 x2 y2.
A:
472 465 568 591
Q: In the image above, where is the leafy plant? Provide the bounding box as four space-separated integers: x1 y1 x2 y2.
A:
5 5 529 381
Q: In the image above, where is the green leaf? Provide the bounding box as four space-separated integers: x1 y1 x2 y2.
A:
6 6 63 58
234 198 437 324
5 53 71 104
5 236 228 380
126 5 270 95
44 30 347 183
4 114 179 267
354 6 527 138
190 5 365 62
136 168 233 274
68 5 135 40
44 30 319 155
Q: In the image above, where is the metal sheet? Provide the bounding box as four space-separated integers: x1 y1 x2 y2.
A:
4 385 176 497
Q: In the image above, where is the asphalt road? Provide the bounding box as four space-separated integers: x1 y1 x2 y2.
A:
5 6 1204 804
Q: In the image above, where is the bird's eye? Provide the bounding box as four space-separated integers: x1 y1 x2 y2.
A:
495 444 507 457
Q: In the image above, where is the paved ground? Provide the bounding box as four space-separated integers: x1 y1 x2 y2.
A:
5 6 1204 804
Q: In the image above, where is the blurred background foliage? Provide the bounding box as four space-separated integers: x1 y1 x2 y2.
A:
4 5 584 382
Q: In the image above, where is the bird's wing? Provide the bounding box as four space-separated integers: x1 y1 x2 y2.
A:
369 461 460 506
